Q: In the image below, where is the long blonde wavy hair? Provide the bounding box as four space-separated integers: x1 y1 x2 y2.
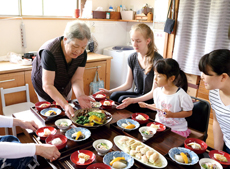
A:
130 23 158 74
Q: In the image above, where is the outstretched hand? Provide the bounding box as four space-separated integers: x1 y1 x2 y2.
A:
64 104 75 118
78 95 95 109
116 97 134 109
20 120 39 132
95 88 111 97
36 144 61 162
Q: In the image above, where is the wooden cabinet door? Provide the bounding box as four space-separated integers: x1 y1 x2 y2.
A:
25 71 38 103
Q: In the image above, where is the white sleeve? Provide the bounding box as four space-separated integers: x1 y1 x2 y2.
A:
0 142 36 158
180 91 194 111
0 115 13 128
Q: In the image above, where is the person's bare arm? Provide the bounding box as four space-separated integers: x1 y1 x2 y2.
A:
213 110 224 150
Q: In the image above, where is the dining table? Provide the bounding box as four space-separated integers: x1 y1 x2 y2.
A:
12 102 219 169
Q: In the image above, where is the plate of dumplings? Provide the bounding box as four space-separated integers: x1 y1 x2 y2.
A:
114 135 168 168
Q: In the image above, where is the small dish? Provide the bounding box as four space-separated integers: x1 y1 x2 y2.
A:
91 101 102 108
147 122 166 132
103 151 134 169
45 134 67 150
100 100 114 109
87 163 111 169
55 118 72 132
65 127 91 142
199 158 223 169
184 138 207 154
70 150 96 168
131 113 149 124
92 93 106 101
93 139 113 156
40 107 62 118
117 119 140 132
36 126 57 141
209 150 230 167
168 147 199 165
139 126 157 140
35 101 51 111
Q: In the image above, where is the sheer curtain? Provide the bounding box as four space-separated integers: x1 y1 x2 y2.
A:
173 0 230 75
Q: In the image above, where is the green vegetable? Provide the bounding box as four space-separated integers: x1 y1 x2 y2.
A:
88 111 105 119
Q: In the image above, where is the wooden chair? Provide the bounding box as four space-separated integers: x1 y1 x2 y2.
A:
0 84 34 136
186 96 211 142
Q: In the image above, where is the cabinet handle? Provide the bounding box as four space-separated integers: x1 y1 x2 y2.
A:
0 79 15 83
85 66 101 70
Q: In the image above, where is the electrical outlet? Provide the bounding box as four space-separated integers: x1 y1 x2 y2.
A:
20 22 27 48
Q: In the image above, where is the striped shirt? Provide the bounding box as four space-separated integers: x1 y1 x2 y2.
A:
209 89 230 149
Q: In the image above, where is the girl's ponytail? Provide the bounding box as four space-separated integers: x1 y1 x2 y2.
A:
175 70 188 92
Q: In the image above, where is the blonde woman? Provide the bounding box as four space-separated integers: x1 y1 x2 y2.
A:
97 23 162 112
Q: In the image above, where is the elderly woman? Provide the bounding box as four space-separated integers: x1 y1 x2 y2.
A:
32 21 94 118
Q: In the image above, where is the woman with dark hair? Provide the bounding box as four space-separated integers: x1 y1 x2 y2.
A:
199 49 230 153
139 58 193 137
96 23 162 112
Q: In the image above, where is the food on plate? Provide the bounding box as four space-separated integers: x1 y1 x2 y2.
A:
146 150 154 159
118 136 129 145
71 131 85 140
39 103 50 108
95 94 105 98
131 142 142 150
141 155 149 163
140 147 149 155
121 122 135 129
187 142 202 150
175 152 191 164
91 102 101 108
42 128 51 136
136 114 146 121
150 123 160 130
201 162 218 169
126 139 135 146
103 101 111 106
136 152 142 159
214 153 228 162
45 110 57 116
110 157 127 169
75 109 108 126
124 146 131 153
97 143 109 150
78 152 90 164
141 129 154 135
58 122 68 127
136 145 144 152
130 150 137 156
149 152 161 165
51 138 62 145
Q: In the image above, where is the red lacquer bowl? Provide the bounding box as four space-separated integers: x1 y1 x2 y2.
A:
146 121 166 132
35 101 51 111
184 138 207 154
87 163 111 169
209 150 230 168
132 113 149 124
100 100 114 109
92 93 106 101
45 134 67 150
70 150 96 168
36 126 57 141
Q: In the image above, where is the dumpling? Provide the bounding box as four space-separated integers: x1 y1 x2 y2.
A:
140 147 149 155
136 145 144 152
112 161 127 169
130 150 137 156
149 152 159 164
118 136 129 145
124 146 131 153
146 150 154 159
141 155 148 163
135 152 142 160
131 142 141 150
126 139 135 146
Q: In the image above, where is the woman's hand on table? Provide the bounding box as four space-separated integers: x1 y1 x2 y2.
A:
13 119 38 132
78 95 95 109
116 97 135 109
35 144 60 162
64 104 75 118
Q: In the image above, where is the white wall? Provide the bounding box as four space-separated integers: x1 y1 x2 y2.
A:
0 19 127 56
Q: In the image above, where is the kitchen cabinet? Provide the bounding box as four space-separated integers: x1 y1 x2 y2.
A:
0 53 112 135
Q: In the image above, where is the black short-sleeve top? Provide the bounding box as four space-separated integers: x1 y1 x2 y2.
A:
128 52 163 94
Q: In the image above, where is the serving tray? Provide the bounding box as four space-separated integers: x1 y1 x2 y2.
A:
110 117 171 143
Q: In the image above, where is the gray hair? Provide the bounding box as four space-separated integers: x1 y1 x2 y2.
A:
64 21 91 43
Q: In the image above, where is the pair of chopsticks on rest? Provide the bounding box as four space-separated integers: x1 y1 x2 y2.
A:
32 135 75 169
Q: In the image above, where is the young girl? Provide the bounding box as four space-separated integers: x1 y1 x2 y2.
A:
199 49 230 153
139 58 193 137
97 23 162 113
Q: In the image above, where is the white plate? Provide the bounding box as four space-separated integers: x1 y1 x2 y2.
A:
114 135 168 168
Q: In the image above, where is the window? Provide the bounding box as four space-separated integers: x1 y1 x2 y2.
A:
0 0 78 17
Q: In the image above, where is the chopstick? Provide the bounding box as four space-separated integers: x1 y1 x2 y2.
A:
64 160 75 169
206 149 210 153
33 135 42 144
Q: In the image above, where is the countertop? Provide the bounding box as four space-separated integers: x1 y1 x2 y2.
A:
0 52 112 74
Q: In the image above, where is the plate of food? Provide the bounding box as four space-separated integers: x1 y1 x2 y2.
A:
36 126 57 140
70 150 96 168
117 119 140 132
65 127 91 142
147 122 166 132
100 100 115 109
40 107 62 118
114 135 168 168
71 108 112 128
209 150 230 167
